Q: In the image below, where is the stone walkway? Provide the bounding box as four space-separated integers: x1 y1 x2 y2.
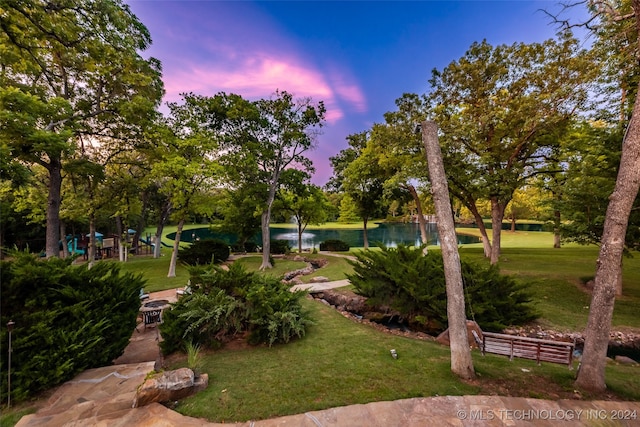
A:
16 287 640 426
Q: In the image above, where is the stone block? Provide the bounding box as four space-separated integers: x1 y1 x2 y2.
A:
132 368 209 408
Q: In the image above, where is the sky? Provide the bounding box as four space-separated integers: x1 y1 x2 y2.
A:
125 0 589 185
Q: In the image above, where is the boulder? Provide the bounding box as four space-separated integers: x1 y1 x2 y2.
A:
310 276 329 283
614 355 638 365
133 368 208 408
436 320 483 348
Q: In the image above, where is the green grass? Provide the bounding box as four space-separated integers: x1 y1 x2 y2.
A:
458 246 640 331
234 256 308 278
174 298 478 422
109 249 190 293
4 228 640 426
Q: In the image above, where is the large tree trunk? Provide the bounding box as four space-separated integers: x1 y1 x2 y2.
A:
88 216 97 269
362 216 369 250
60 221 69 258
468 203 492 257
168 217 185 277
260 178 280 270
574 84 640 392
489 197 506 264
116 215 127 262
154 200 171 259
260 210 272 269
422 120 475 379
407 184 429 250
297 221 304 254
553 209 562 248
45 159 63 258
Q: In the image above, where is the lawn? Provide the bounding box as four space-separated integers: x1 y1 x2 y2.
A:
3 228 640 426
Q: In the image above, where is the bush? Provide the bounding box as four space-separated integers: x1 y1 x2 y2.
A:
178 239 230 265
231 241 258 253
0 252 143 402
160 263 312 353
347 244 538 334
319 239 350 251
270 239 290 254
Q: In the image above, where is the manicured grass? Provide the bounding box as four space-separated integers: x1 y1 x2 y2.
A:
234 256 308 278
174 298 478 422
172 298 640 423
458 246 640 331
109 249 190 293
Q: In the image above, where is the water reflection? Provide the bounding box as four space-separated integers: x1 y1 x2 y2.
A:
172 222 480 249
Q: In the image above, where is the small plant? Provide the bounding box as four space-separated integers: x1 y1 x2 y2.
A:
185 341 203 378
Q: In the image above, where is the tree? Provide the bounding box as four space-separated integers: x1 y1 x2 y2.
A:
421 120 474 379
217 184 263 252
220 91 325 269
549 0 640 393
156 95 222 277
427 34 593 263
0 0 164 257
370 93 432 249
341 144 386 250
278 177 329 253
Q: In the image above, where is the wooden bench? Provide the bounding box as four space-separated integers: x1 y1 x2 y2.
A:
474 331 575 368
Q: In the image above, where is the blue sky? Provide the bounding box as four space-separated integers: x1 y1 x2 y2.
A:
126 1 589 185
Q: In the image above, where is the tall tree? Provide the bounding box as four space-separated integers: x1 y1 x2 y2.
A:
220 91 325 269
0 0 164 257
427 34 593 263
341 144 386 250
421 121 475 379
157 95 221 277
370 93 432 250
277 176 329 253
550 0 640 393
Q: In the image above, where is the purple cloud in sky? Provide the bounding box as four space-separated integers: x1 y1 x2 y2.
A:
127 0 590 185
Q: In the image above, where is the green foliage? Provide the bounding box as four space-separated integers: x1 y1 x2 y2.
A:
269 239 290 254
178 239 230 265
319 239 351 251
347 245 538 334
185 341 203 375
160 263 312 353
0 251 143 402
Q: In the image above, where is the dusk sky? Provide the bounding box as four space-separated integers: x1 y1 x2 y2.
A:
126 1 589 185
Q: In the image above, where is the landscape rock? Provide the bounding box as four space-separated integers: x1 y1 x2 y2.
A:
435 320 483 348
133 368 208 408
614 355 638 365
310 276 329 283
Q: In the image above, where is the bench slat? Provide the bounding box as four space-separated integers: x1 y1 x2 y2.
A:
480 331 574 368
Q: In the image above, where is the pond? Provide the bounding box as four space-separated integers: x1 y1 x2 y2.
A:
169 222 480 250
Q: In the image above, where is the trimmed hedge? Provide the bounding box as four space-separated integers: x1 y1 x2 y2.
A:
270 239 290 255
178 239 230 265
319 239 350 251
0 252 144 402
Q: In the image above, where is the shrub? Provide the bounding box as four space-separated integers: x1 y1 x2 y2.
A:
270 239 290 254
231 241 258 253
347 244 538 334
319 239 350 251
0 251 143 402
178 239 230 265
160 263 312 353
